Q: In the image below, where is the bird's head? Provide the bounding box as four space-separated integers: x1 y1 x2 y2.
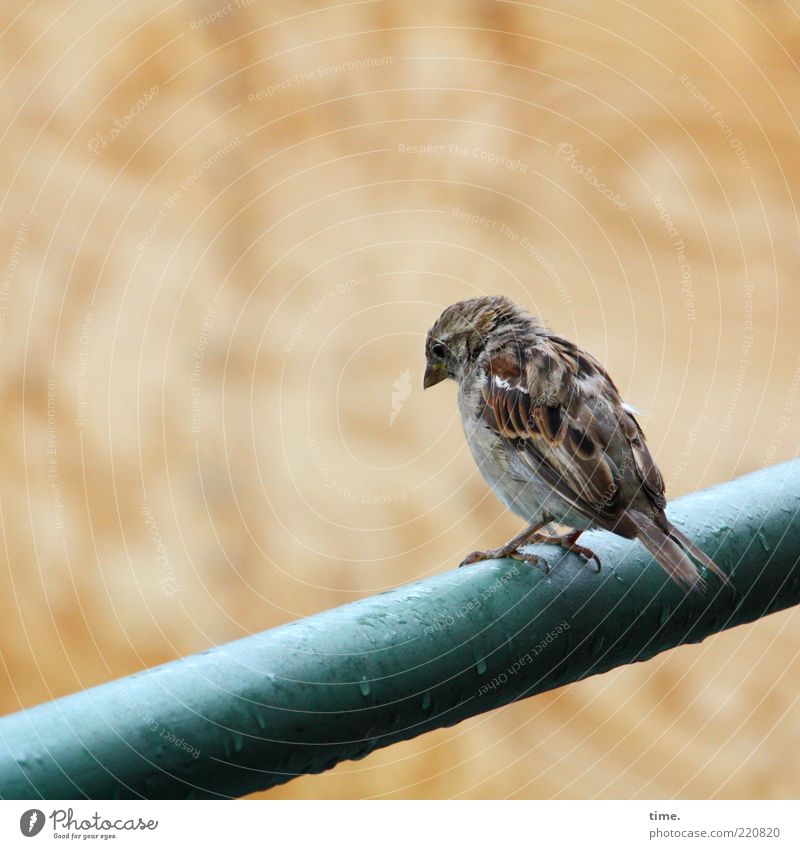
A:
423 295 531 388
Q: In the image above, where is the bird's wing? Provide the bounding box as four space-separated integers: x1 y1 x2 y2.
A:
616 406 667 510
479 334 666 527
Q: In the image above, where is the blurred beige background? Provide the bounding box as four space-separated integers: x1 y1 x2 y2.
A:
0 0 798 799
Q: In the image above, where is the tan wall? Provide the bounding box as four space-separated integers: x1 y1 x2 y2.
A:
0 0 798 798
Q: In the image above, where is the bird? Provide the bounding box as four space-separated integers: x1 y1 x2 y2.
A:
423 294 731 593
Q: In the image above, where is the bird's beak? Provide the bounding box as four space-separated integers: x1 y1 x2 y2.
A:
423 361 448 390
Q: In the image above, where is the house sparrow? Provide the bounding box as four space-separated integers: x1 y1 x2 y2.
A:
423 295 731 592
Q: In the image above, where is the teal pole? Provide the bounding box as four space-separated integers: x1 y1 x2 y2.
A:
1 461 799 799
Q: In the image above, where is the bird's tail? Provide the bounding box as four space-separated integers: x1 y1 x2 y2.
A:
627 510 733 594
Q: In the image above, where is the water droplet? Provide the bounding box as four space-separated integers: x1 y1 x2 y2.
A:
590 634 605 654
233 734 245 753
475 659 487 675
358 678 371 697
659 604 671 625
421 692 432 711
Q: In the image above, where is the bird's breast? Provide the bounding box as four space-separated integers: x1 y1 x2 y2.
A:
457 392 591 529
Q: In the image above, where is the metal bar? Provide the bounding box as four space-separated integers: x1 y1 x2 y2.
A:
1 460 799 799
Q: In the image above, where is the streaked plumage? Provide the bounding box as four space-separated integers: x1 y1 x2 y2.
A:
423 295 731 593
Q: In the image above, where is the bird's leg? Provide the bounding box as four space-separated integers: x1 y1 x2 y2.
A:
459 522 549 571
529 529 601 571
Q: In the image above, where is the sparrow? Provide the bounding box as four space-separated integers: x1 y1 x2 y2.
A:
423 295 731 592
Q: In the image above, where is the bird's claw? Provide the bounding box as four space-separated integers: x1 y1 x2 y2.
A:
511 549 549 573
571 545 601 573
531 531 601 573
459 550 488 568
459 547 550 574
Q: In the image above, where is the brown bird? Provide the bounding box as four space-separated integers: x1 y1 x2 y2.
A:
423 295 731 593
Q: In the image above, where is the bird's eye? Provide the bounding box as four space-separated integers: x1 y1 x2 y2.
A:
431 342 447 359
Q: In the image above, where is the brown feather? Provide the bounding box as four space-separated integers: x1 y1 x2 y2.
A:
481 358 621 522
620 410 667 509
431 296 732 593
629 510 708 592
663 522 733 587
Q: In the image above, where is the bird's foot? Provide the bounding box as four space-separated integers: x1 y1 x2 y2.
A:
531 529 601 572
459 546 549 573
